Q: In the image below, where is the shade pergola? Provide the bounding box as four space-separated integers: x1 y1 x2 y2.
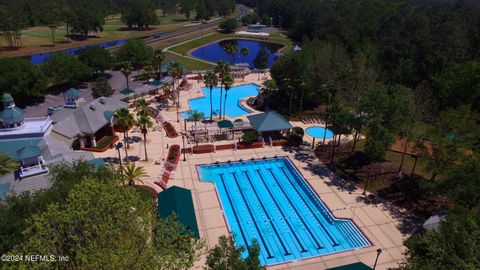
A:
217 120 234 129
120 87 135 95
247 111 293 132
157 186 199 238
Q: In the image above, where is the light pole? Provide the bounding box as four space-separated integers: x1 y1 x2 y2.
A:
115 142 124 176
182 135 187 161
373 248 382 270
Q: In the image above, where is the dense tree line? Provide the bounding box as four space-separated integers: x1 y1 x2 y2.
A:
253 0 480 268
0 162 264 269
0 0 235 48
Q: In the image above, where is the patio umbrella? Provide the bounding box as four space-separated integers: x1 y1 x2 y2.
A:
120 87 135 95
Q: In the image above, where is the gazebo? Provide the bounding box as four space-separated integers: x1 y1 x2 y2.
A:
63 88 80 108
0 93 25 129
247 111 293 133
157 186 199 238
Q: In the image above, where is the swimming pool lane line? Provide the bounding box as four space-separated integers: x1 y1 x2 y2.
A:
248 169 309 253
276 167 340 247
218 173 253 254
240 170 298 255
230 171 287 258
262 168 325 250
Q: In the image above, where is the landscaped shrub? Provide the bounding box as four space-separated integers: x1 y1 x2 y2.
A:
288 127 304 146
242 131 257 144
234 119 244 123
163 122 178 138
291 127 305 137
166 145 180 166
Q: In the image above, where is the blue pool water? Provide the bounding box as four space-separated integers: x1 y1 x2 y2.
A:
183 83 259 118
198 158 370 266
190 39 282 68
306 126 335 139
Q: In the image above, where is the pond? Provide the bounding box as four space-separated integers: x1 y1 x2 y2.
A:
190 39 283 69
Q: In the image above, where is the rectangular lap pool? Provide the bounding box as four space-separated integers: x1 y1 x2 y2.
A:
197 157 370 266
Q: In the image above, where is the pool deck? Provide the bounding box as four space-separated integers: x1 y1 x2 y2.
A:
91 73 406 269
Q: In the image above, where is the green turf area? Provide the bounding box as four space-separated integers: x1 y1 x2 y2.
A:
164 52 215 71
168 32 293 56
94 136 117 150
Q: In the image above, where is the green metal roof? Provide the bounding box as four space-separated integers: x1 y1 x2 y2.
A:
247 111 293 132
64 88 80 98
0 139 41 160
1 93 14 103
16 145 42 160
157 186 199 238
218 120 234 129
326 262 372 270
103 111 114 121
0 107 24 120
120 87 135 95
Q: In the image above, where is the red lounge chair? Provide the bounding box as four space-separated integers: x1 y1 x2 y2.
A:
154 180 167 190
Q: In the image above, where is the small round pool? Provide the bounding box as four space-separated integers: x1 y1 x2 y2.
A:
306 126 334 139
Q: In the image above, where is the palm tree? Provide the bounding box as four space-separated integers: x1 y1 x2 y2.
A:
167 62 184 109
222 73 234 119
120 61 133 88
240 46 249 62
0 153 18 175
140 65 155 81
223 43 238 64
203 71 218 122
122 163 149 186
152 48 165 80
136 114 154 161
114 108 135 162
214 61 230 118
134 98 152 117
187 110 205 127
187 110 205 145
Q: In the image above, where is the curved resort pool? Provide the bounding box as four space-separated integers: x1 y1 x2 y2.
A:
190 39 283 68
197 157 370 266
306 126 335 139
183 83 259 118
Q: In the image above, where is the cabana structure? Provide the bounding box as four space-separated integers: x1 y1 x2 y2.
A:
247 111 293 145
63 88 80 108
157 186 200 238
247 111 293 134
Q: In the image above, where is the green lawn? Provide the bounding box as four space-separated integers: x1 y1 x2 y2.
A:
1 11 192 57
164 52 215 71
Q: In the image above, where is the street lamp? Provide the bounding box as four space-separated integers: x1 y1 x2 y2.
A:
182 135 187 161
373 248 382 270
114 142 124 175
